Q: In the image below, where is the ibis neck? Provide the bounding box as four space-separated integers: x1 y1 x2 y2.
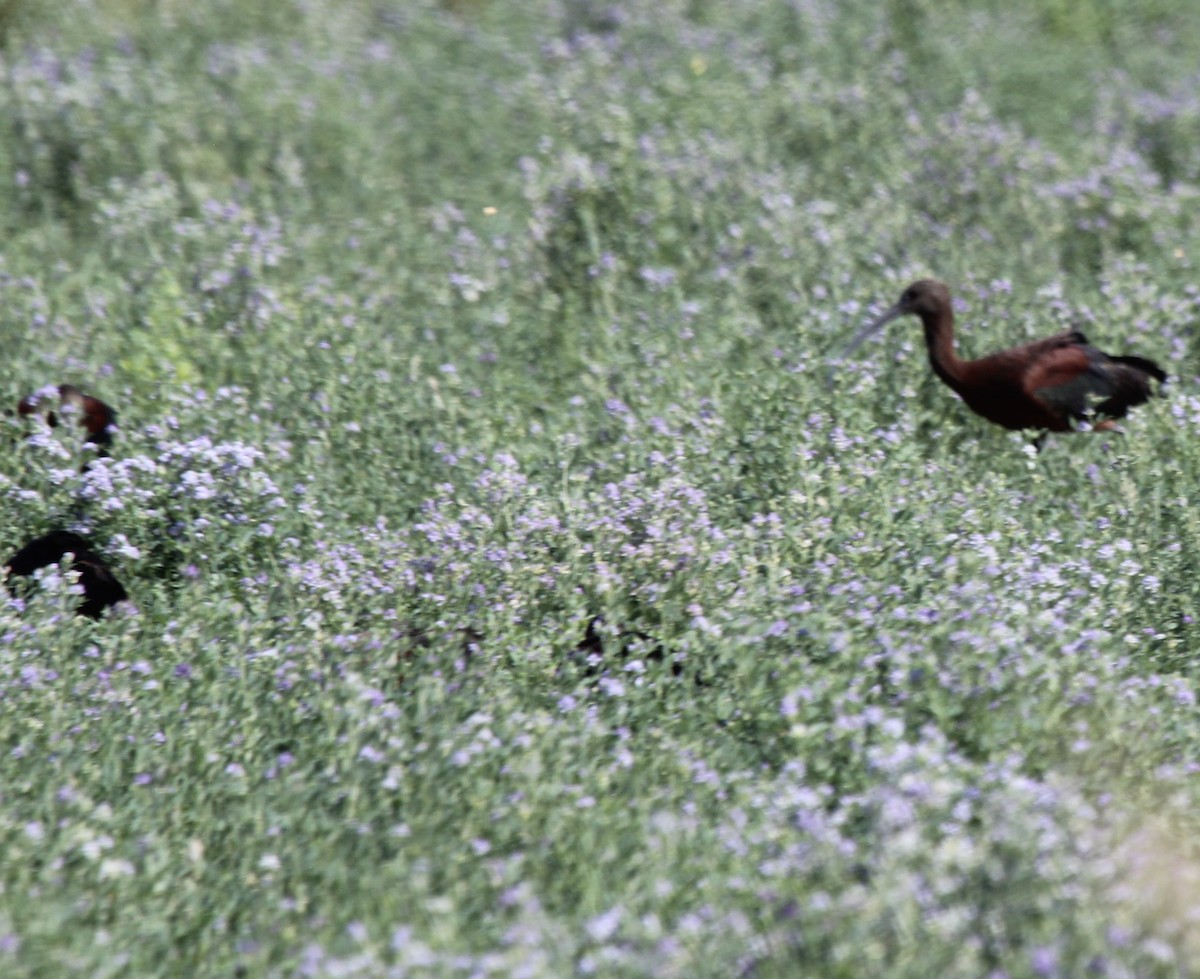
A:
921 309 967 391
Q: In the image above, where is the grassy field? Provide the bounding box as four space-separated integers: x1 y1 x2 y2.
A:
2 0 1200 974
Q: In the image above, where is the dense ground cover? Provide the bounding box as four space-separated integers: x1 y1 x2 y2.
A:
2 0 1200 974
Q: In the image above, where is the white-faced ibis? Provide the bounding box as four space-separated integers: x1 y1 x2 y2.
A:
846 280 1166 439
4 531 128 619
17 384 117 453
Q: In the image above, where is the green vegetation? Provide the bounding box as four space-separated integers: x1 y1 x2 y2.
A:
0 0 1199 974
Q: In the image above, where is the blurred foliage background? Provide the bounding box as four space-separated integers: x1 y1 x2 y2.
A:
0 0 1199 975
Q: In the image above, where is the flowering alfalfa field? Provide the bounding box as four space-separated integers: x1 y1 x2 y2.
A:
6 0 1200 975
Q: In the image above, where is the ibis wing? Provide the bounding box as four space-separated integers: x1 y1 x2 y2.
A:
1022 345 1099 419
1026 344 1163 422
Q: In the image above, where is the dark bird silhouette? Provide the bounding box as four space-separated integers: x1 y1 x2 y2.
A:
4 531 128 619
573 615 692 680
845 280 1166 439
17 384 117 454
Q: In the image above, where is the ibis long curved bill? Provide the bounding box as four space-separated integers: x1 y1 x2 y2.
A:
842 303 907 358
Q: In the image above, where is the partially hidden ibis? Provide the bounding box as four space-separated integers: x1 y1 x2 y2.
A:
17 384 117 454
846 280 1166 440
4 531 128 619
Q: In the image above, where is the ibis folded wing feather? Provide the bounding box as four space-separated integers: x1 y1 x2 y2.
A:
1027 343 1163 423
